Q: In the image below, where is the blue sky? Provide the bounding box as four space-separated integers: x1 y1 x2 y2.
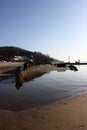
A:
0 0 87 62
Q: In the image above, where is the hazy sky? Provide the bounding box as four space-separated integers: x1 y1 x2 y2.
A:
0 0 87 62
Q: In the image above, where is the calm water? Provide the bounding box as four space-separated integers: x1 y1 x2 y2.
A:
0 65 87 111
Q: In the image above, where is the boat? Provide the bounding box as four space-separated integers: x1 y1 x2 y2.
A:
68 65 78 71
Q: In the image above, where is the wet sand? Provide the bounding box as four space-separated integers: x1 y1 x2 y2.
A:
0 94 87 130
0 62 24 79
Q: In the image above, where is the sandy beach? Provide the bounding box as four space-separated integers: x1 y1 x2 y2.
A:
0 94 87 130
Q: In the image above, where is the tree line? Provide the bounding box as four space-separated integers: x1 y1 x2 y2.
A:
0 46 53 64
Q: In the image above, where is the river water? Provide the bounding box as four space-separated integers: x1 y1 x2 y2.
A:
0 65 87 111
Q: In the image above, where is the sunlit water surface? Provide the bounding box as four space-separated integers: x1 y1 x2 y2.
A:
0 66 87 111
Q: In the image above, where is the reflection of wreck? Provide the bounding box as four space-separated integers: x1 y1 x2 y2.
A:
15 62 49 89
16 70 46 90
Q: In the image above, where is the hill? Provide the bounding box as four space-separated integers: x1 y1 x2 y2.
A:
0 46 53 64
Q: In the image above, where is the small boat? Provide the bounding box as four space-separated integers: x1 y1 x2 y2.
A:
69 65 78 71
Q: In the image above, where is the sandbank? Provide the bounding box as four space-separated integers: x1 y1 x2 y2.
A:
0 62 24 79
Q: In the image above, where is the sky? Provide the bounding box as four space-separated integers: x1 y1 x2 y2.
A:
0 0 87 62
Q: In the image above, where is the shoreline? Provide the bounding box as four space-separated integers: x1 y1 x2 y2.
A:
0 62 87 129
0 93 87 130
0 62 70 112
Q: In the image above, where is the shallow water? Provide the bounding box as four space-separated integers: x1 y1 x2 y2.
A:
0 65 87 111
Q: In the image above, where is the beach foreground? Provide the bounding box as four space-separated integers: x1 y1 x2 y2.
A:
0 94 87 130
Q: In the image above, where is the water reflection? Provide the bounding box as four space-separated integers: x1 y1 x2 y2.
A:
15 67 69 89
15 66 78 90
0 66 87 111
16 71 47 90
